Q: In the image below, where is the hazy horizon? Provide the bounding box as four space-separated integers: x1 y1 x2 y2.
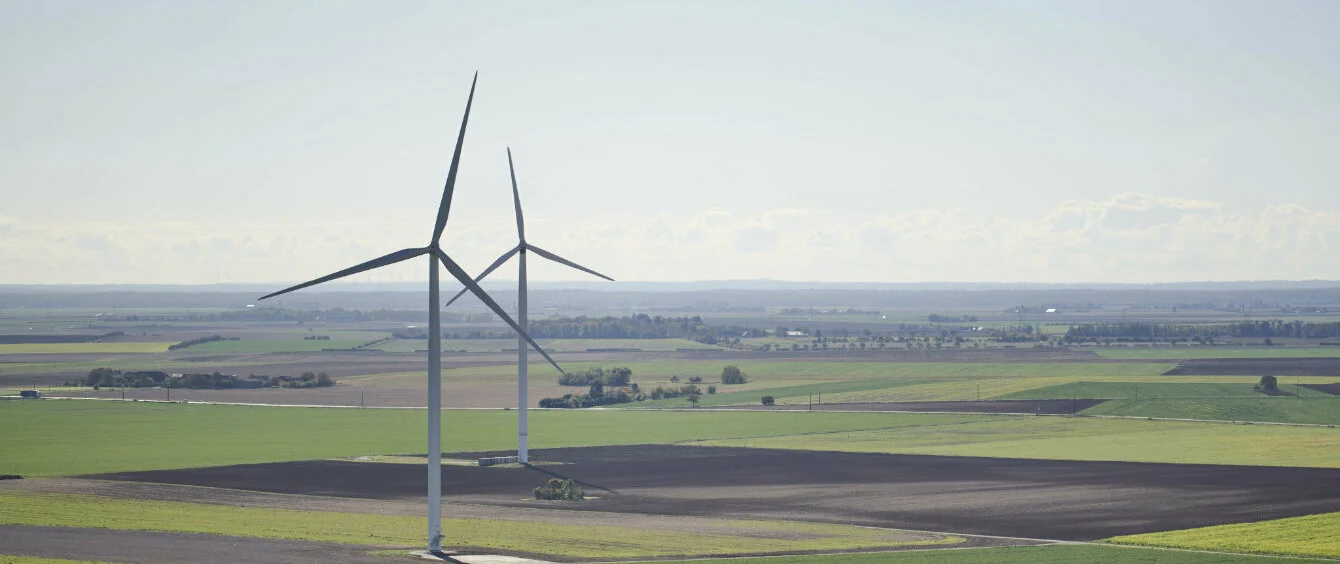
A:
4 1 1338 285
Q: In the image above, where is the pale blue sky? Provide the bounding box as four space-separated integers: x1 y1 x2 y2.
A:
2 0 1338 284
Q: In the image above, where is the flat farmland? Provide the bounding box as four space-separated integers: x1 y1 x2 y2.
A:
83 445 1340 541
700 415 1340 467
378 337 722 353
0 343 172 354
8 401 1340 477
1097 347 1340 359
1082 396 1340 425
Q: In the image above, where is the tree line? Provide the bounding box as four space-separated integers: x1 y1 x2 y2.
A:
84 368 335 389
1064 320 1340 342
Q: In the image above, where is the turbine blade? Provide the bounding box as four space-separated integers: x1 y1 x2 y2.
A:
443 245 520 308
431 71 478 244
258 247 428 300
507 147 525 243
527 244 614 281
433 249 563 373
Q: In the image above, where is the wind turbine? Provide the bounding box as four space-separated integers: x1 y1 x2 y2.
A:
445 147 613 463
257 74 562 554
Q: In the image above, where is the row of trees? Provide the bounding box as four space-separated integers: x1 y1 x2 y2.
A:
525 314 766 344
557 366 633 387
928 314 980 323
167 335 237 351
85 368 334 390
1065 320 1340 342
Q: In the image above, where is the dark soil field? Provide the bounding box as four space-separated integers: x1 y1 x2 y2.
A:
741 400 1109 414
92 445 1340 542
1164 358 1340 376
1298 383 1340 395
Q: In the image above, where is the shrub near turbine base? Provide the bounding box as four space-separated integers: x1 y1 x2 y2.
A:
533 478 584 501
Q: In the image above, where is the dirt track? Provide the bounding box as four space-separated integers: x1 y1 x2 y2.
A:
91 445 1340 541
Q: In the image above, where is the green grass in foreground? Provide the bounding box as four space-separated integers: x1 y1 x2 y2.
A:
0 491 960 559
0 400 995 476
0 557 111 564
1096 347 1340 359
700 415 1340 467
1083 396 1340 425
1110 511 1340 559
678 544 1331 563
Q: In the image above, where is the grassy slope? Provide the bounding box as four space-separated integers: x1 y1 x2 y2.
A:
679 544 1332 563
1110 511 1340 559
0 400 995 476
0 491 960 559
700 415 1340 467
1083 396 1340 425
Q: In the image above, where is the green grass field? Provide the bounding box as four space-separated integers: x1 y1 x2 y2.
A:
700 414 1340 467
1095 347 1340 359
0 400 998 476
0 557 111 564
681 544 1334 563
0 343 172 354
8 401 1340 477
1110 511 1340 559
180 339 372 353
0 491 957 559
1082 396 1340 425
1001 382 1273 400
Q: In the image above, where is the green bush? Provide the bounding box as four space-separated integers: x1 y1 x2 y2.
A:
761 395 775 406
533 478 584 501
1255 374 1279 392
722 365 747 384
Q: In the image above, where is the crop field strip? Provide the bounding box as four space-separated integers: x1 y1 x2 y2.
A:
1109 511 1340 559
0 490 962 560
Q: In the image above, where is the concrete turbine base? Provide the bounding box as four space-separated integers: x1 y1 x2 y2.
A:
412 550 554 563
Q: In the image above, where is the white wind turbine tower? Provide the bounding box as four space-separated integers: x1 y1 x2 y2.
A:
257 74 563 554
445 148 613 463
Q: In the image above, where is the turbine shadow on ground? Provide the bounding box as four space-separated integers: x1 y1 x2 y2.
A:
522 462 620 495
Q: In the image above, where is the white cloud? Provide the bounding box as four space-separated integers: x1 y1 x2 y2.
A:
3 193 1339 284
